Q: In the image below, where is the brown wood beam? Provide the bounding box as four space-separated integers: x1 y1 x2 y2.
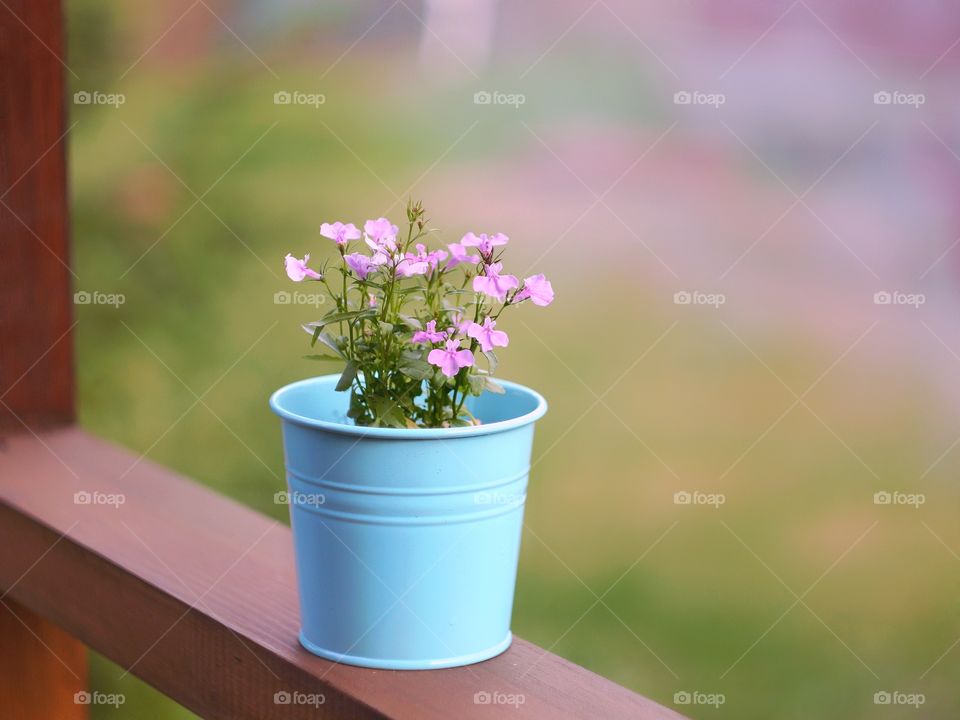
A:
0 0 87 716
0 427 687 720
0 0 75 433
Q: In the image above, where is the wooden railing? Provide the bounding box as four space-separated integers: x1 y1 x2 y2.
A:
0 428 685 719
0 1 686 717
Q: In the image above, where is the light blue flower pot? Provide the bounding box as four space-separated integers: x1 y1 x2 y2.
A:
270 375 547 670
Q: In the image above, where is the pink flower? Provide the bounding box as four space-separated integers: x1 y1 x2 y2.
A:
368 292 377 307
364 218 398 253
427 339 475 378
472 262 519 301
344 252 372 280
446 241 481 269
396 243 446 277
448 311 471 335
467 316 509 352
396 256 430 277
369 249 393 266
515 273 554 306
284 253 321 281
320 221 361 246
462 232 508 257
427 248 449 271
411 319 447 344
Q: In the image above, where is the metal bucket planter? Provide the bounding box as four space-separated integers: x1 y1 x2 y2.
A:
270 374 547 669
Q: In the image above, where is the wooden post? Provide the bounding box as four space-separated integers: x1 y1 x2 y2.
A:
0 0 87 716
0 0 75 432
0 600 88 720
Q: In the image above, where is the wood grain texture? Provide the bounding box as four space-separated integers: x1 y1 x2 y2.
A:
0 599 88 720
0 428 688 720
0 0 75 432
0 1 87 717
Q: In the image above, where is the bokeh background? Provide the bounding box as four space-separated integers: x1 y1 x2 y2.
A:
67 1 960 717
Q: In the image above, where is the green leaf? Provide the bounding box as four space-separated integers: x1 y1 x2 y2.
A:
347 392 367 420
485 378 506 394
378 320 395 333
302 354 341 362
302 312 376 344
303 324 346 354
399 360 432 380
335 361 358 392
319 308 378 325
372 396 406 428
381 409 406 428
313 331 345 359
399 315 422 330
467 373 487 396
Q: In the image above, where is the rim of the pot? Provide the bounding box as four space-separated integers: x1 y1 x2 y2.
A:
270 374 547 439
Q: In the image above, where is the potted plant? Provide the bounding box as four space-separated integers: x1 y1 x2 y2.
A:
270 201 553 669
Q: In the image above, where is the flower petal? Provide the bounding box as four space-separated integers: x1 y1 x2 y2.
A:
489 329 509 348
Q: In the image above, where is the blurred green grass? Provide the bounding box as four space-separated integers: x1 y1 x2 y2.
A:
67 12 960 720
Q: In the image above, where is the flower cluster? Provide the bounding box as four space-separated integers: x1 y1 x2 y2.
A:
283 201 553 428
